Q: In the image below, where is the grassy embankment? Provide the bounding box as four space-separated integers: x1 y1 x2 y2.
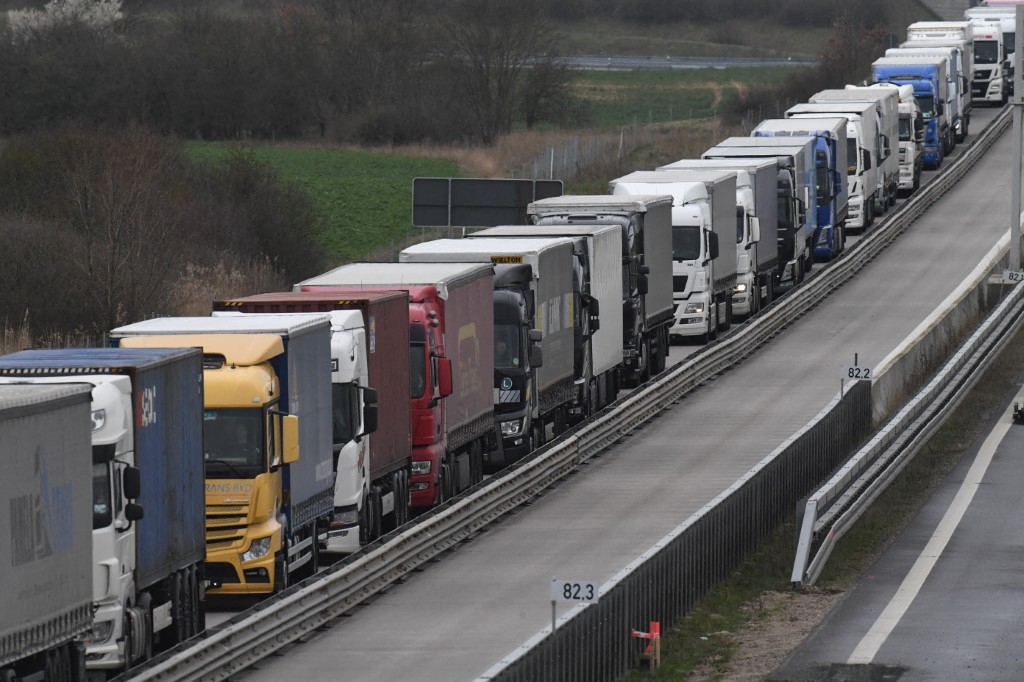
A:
189 65 796 265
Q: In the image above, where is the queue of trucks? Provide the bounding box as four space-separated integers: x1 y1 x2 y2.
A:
4 9 1012 681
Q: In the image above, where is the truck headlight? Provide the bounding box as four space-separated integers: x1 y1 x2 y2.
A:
332 508 359 527
411 460 431 476
91 409 106 432
683 302 705 314
733 283 747 294
240 536 272 563
85 619 114 645
500 418 524 437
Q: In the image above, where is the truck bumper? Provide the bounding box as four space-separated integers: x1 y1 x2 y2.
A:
974 79 1002 103
485 436 531 468
84 603 125 671
923 146 940 166
324 523 360 554
410 472 439 509
731 273 754 318
898 166 915 190
670 297 710 338
846 196 864 229
813 226 839 261
205 551 276 595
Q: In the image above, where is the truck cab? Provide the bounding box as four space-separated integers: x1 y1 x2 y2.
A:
111 316 330 598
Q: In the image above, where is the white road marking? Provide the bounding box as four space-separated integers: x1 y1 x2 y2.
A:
847 397 1016 664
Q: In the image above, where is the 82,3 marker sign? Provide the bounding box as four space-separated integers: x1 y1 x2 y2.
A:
551 579 599 604
1004 270 1024 284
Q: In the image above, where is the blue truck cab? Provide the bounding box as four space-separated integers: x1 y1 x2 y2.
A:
751 118 848 261
873 56 948 169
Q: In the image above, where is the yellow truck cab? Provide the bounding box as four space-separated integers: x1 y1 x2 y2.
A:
111 315 333 595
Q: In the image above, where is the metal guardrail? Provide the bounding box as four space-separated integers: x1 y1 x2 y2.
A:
793 272 1024 586
121 107 1013 682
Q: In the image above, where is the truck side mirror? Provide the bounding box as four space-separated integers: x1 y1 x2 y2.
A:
282 414 300 464
436 357 453 398
361 387 378 435
528 329 543 344
708 231 720 261
122 466 141 500
881 134 890 158
936 102 944 116
124 503 144 523
637 273 649 296
861 149 871 171
529 345 544 368
749 217 760 244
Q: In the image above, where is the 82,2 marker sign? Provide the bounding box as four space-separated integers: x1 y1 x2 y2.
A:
841 365 872 380
551 579 599 604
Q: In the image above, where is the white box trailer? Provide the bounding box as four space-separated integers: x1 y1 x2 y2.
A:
702 137 817 285
751 117 849 262
527 194 674 384
609 170 738 342
469 224 623 416
657 157 779 317
811 88 901 210
892 42 971 141
1 383 93 681
787 101 884 230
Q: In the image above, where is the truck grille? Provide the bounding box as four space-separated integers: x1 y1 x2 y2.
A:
206 503 249 549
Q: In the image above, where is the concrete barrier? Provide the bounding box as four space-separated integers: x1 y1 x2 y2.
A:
873 232 1010 425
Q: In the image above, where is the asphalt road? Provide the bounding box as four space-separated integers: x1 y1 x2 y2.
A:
771 388 1024 681
229 107 1009 681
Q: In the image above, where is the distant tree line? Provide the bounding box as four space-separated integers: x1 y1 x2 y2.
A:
0 0 584 146
0 0 892 146
543 0 889 29
0 125 325 335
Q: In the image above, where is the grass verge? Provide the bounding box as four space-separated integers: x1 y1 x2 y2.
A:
187 142 461 264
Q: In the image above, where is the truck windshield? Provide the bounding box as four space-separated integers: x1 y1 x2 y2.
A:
495 324 521 369
975 40 999 64
410 342 427 399
778 196 793 230
899 115 912 141
203 408 265 478
93 463 112 530
332 383 358 444
672 225 701 261
915 95 935 118
846 138 858 175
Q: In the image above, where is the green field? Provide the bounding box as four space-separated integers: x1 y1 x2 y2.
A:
573 65 799 127
188 143 461 264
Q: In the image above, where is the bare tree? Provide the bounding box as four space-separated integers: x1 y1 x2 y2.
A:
438 0 564 145
58 125 193 330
